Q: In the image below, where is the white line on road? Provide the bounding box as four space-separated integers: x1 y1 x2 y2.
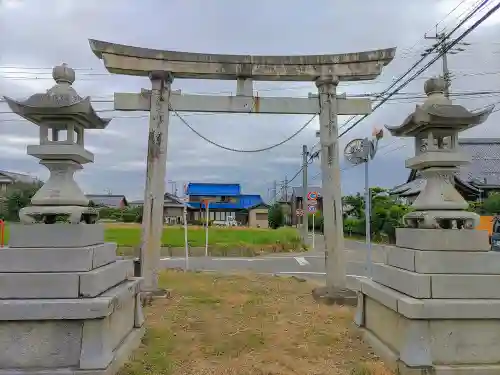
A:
276 271 326 275
294 257 310 266
160 257 262 262
210 258 262 261
262 254 324 259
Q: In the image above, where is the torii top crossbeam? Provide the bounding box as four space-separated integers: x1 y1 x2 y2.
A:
89 39 396 82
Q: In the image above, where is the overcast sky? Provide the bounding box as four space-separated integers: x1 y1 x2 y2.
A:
1 0 499 201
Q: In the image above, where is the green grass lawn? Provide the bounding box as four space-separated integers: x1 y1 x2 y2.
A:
2 224 301 248
105 226 301 247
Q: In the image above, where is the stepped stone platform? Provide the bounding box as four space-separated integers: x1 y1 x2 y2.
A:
0 224 144 375
348 228 500 374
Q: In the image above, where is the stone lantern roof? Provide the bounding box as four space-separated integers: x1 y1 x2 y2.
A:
1 63 112 225
2 63 111 128
385 77 494 137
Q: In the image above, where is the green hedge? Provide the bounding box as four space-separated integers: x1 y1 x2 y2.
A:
98 207 142 223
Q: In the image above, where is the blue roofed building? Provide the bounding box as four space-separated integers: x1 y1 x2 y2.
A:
186 182 269 228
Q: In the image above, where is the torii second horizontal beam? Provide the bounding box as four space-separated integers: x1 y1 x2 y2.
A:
114 92 372 115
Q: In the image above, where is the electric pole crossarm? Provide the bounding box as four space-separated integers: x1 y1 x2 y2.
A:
423 31 469 98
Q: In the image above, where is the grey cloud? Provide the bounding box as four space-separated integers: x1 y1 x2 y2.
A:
1 0 499 200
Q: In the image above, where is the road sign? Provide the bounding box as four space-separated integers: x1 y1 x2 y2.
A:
296 209 304 217
307 191 319 200
308 199 317 206
307 205 316 213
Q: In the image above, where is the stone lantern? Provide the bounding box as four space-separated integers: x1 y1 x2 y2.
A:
3 63 110 225
347 78 500 374
386 77 493 231
0 64 144 375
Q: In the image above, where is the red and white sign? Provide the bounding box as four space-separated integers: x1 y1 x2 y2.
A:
307 205 317 213
307 191 319 200
308 200 317 206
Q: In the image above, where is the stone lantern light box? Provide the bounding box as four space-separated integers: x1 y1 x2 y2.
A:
3 63 111 225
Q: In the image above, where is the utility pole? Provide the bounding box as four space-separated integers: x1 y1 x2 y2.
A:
301 145 309 243
167 180 177 196
424 31 470 98
284 176 288 202
273 180 278 203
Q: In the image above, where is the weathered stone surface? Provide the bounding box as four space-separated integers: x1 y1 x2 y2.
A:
9 223 105 248
0 277 143 373
396 228 490 251
79 259 134 298
0 259 133 299
372 263 431 298
431 274 500 299
89 39 396 81
0 243 116 273
386 247 500 274
311 286 357 306
0 279 141 321
0 321 82 368
0 272 80 299
358 277 500 320
362 295 500 370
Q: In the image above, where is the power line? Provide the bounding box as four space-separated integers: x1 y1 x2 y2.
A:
339 0 498 138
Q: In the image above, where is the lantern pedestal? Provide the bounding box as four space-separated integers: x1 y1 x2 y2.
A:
0 228 145 375
349 228 500 375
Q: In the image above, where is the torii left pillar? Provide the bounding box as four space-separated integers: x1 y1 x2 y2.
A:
141 72 172 293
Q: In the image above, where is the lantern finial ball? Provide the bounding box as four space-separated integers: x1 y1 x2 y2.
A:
52 63 75 85
424 77 447 96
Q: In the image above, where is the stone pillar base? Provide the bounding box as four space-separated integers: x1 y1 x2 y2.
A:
348 228 500 373
312 286 357 306
0 225 144 375
352 277 500 375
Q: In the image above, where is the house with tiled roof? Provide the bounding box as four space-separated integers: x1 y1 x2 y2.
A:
129 192 186 225
390 138 500 202
86 194 128 208
0 170 39 195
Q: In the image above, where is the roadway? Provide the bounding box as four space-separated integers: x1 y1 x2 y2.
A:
159 235 388 280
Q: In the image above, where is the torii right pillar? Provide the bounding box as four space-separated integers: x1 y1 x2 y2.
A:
349 77 498 374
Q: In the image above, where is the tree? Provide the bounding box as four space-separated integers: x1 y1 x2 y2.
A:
482 193 500 215
1 181 43 221
341 189 410 244
268 203 284 229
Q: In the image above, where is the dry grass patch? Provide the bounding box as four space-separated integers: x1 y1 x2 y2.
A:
119 271 392 375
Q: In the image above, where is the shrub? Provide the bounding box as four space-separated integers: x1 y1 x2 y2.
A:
268 203 284 229
482 192 500 215
343 217 358 237
308 213 323 232
122 212 138 223
341 190 412 244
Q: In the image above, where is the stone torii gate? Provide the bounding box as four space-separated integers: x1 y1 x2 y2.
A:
89 39 396 292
